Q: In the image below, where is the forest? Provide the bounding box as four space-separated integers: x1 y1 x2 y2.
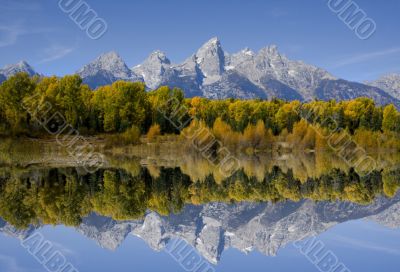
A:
0 73 400 151
0 165 399 229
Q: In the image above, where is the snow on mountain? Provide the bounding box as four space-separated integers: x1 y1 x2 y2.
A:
77 51 143 89
227 44 335 100
194 37 226 85
132 50 172 89
1 193 400 264
2 39 400 107
124 37 400 106
315 79 399 106
367 200 400 229
0 61 38 78
66 193 400 263
78 51 132 79
367 74 400 100
0 218 36 240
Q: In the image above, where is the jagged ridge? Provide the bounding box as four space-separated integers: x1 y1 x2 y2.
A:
3 193 400 265
1 39 400 108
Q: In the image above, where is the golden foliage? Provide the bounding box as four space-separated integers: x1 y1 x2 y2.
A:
147 124 161 142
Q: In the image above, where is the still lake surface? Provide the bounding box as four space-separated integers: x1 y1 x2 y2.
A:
0 143 399 272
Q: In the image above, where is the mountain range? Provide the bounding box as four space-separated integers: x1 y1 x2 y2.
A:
1 193 400 264
1 38 400 107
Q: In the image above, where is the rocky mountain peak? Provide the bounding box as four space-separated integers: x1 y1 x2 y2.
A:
195 37 226 84
229 48 255 66
2 37 396 107
76 51 144 89
21 193 399 264
202 36 220 47
263 44 279 55
195 37 224 60
0 60 37 78
257 44 287 64
144 50 171 65
132 50 173 89
78 51 132 79
368 73 400 100
2 192 400 265
242 47 255 56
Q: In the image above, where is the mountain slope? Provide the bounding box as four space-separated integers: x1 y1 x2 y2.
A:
0 74 5 84
77 51 143 89
1 193 400 264
315 79 400 106
367 74 400 100
77 193 400 263
0 61 38 79
132 50 172 89
226 45 335 100
2 39 400 107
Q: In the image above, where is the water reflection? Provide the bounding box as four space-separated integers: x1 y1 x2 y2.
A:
0 164 399 229
0 143 399 265
1 191 400 264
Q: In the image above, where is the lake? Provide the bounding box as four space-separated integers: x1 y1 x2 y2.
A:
0 141 399 272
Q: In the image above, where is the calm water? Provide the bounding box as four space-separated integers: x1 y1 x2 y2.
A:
0 147 399 272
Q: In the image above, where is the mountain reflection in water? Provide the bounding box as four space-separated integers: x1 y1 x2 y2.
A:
0 146 399 264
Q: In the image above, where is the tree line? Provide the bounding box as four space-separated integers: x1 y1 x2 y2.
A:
0 165 399 229
0 73 399 140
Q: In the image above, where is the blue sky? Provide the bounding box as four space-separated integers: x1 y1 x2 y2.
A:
0 0 399 81
0 220 400 272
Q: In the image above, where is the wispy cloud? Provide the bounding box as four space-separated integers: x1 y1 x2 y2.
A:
0 22 54 48
38 43 77 64
0 24 21 47
331 47 400 68
0 0 42 12
330 235 400 256
0 254 41 272
51 241 77 257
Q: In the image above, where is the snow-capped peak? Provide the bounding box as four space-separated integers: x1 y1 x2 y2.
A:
196 37 223 56
97 51 123 62
145 50 171 65
368 73 400 100
242 47 255 56
57 37 399 108
204 36 220 46
132 51 173 89
195 37 226 84
0 60 37 78
77 51 132 79
265 44 279 55
258 44 284 60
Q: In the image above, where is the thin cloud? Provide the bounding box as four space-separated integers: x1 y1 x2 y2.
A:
0 254 42 272
0 22 55 48
38 44 76 64
51 241 77 257
0 25 21 47
0 0 42 12
331 47 400 68
330 235 400 256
